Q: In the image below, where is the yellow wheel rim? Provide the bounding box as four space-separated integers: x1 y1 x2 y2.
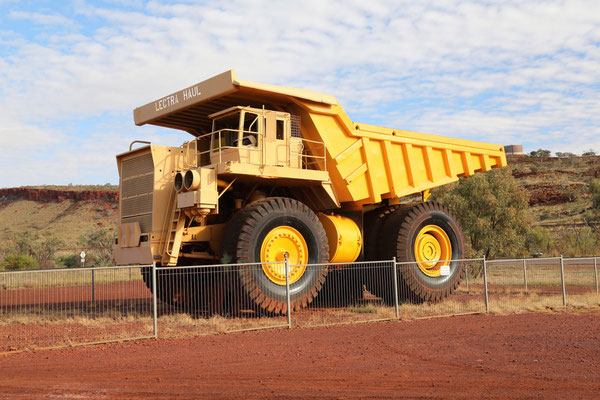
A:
414 225 452 277
260 226 308 285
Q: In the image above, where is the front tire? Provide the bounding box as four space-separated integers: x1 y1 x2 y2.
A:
222 197 329 313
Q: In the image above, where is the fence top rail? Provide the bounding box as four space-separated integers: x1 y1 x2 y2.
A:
487 257 561 263
288 260 396 269
562 257 599 262
0 264 154 275
165 260 399 270
161 261 290 270
395 257 484 266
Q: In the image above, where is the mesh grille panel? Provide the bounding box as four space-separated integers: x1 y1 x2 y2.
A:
121 195 153 217
291 115 301 138
120 152 154 231
121 174 154 198
122 153 153 179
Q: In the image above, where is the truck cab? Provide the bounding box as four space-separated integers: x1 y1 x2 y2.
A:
195 106 304 169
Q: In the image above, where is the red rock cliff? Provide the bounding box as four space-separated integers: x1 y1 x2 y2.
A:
0 188 119 203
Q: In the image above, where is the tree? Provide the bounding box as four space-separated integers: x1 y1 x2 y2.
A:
79 228 114 266
555 152 576 158
9 231 64 267
432 168 531 259
582 149 596 157
529 149 551 158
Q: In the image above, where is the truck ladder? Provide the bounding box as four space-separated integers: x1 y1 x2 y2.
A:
159 187 186 266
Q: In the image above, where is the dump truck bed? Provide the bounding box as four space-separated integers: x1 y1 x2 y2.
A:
134 70 507 207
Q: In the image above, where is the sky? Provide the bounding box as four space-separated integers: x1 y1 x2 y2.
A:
0 0 599 187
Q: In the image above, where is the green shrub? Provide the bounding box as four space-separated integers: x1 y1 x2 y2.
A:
525 227 553 255
55 253 81 268
1 254 39 271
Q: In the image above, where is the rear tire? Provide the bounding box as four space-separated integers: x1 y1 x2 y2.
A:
222 197 329 313
382 202 465 302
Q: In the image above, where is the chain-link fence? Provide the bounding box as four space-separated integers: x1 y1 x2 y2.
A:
484 256 600 313
0 265 155 353
150 263 288 338
1 256 599 353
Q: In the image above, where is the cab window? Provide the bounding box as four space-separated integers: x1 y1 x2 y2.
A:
212 112 240 148
242 112 259 147
276 119 285 140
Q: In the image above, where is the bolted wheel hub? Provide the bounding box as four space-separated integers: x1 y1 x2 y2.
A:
260 226 308 285
414 225 452 277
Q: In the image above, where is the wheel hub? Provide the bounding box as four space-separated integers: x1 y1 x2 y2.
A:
260 226 308 285
414 225 452 277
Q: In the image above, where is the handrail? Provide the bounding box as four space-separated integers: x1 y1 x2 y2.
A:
195 128 327 171
129 140 151 151
180 141 198 170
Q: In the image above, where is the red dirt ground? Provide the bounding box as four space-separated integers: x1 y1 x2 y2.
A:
1 311 599 399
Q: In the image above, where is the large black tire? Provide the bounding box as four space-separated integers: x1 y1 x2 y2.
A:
222 197 329 313
380 202 465 302
141 266 227 314
363 205 402 261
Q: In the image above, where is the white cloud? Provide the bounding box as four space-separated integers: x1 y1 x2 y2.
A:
0 0 599 187
8 10 77 27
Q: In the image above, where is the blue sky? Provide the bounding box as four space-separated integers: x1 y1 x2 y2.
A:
1 0 599 187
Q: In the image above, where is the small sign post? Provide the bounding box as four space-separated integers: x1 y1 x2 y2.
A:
82 251 96 309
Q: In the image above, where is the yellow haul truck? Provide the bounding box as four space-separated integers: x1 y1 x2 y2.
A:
113 70 506 312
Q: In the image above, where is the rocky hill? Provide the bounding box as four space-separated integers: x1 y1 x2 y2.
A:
509 155 599 227
0 187 119 252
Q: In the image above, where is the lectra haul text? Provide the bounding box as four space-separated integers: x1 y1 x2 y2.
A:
154 85 201 112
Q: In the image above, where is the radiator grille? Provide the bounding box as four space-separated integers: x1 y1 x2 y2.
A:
120 153 154 233
122 153 153 179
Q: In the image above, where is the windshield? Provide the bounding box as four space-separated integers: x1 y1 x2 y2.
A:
213 112 241 131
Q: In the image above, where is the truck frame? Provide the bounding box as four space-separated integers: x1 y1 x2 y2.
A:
113 70 506 312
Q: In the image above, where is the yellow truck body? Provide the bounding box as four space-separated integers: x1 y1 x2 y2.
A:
114 70 506 310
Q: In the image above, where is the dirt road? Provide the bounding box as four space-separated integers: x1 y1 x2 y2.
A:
1 311 599 399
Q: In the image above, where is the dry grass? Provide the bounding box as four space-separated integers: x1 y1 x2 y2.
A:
156 313 287 338
0 267 143 289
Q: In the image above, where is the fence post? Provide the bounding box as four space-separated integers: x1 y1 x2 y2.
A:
284 255 292 329
523 259 528 291
483 256 489 313
152 263 158 338
594 256 598 294
91 269 95 309
560 255 566 306
465 262 469 292
392 258 399 319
